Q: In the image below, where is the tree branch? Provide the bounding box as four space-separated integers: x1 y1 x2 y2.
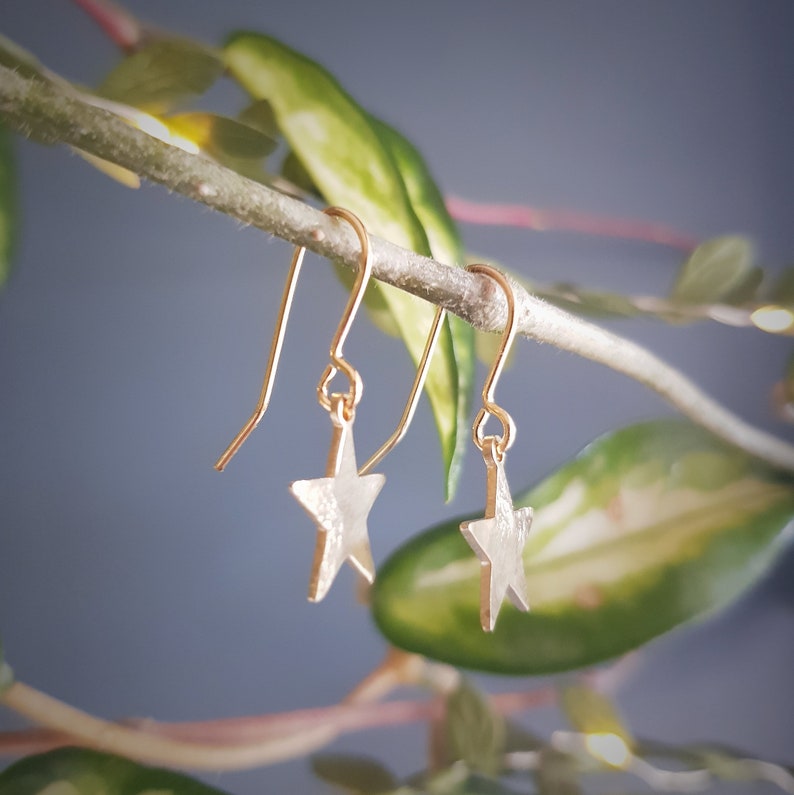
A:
1 65 793 472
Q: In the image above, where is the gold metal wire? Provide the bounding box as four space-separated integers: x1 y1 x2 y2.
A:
214 207 446 473
467 264 519 458
315 207 372 417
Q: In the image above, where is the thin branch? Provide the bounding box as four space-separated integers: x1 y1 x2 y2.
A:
447 196 699 252
1 66 794 473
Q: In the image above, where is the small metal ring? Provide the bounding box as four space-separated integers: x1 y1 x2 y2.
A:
472 405 515 458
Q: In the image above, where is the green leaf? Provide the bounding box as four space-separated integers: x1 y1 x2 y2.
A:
558 684 631 742
97 38 224 114
372 420 794 674
670 236 761 305
443 680 506 776
281 150 321 197
0 631 13 695
237 98 280 140
371 118 474 496
539 283 641 320
224 32 470 498
312 754 397 794
166 113 277 159
0 747 232 795
0 125 18 286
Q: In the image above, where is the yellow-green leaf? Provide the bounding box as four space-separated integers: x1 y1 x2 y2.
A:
97 38 224 114
0 748 231 795
224 32 470 497
372 420 794 673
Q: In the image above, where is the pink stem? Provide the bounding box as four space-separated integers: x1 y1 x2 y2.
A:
446 195 699 252
69 0 142 52
0 688 554 756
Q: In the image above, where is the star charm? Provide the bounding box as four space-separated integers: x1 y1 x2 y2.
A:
290 409 385 603
460 440 532 631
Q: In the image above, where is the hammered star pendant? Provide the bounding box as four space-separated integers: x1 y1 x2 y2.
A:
460 441 532 631
290 413 385 603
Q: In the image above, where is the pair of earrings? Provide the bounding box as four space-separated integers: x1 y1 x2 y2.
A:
215 207 531 631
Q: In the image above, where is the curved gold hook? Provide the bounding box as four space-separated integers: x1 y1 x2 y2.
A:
467 264 519 458
215 207 370 471
315 207 372 417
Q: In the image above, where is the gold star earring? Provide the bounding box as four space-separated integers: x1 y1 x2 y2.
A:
460 264 532 632
215 206 447 602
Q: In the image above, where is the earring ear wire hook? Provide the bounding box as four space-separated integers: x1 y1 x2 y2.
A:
215 207 446 473
315 207 372 417
467 263 519 458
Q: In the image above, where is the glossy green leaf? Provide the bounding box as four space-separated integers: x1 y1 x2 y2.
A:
0 125 18 286
0 747 232 795
97 38 224 114
670 236 761 305
224 32 470 497
166 112 277 159
312 754 397 794
372 420 794 674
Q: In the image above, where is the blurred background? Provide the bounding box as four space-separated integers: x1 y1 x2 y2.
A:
1 1 793 792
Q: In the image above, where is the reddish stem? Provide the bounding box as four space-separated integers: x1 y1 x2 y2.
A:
446 196 699 252
0 687 554 757
70 0 142 52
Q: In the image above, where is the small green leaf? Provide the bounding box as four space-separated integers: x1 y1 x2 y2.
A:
166 113 277 159
670 236 760 305
558 684 631 743
0 747 232 795
312 754 397 794
224 32 470 497
372 420 794 673
540 283 641 319
443 680 506 776
97 38 224 114
281 150 321 197
237 98 280 140
0 125 18 286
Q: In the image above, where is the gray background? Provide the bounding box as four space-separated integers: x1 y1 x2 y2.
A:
1 1 793 793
